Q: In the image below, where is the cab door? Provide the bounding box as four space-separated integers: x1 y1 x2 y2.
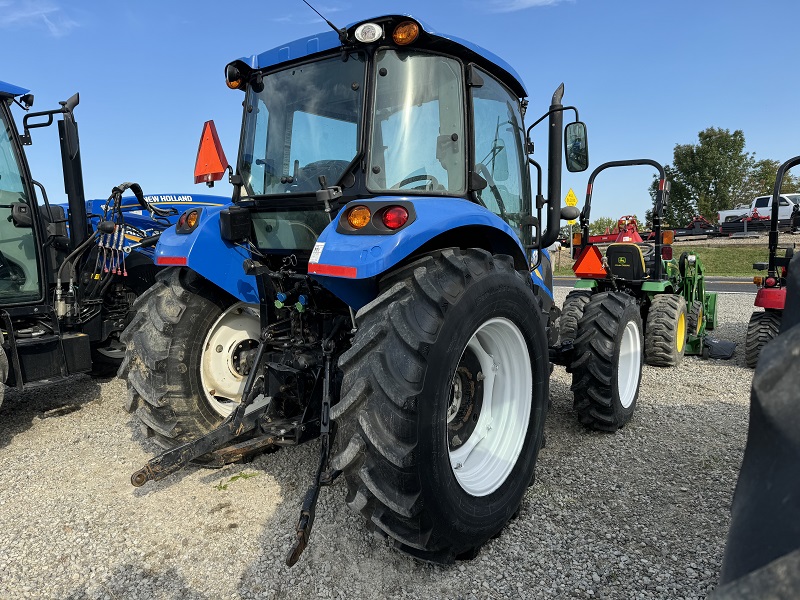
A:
0 103 43 305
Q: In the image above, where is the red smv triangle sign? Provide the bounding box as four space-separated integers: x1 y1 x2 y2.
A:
194 120 229 185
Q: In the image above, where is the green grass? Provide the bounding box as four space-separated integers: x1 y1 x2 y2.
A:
552 245 770 277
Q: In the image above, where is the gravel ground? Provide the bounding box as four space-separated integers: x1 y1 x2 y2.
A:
0 289 757 600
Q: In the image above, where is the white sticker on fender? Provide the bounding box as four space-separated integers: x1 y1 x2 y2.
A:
309 242 325 264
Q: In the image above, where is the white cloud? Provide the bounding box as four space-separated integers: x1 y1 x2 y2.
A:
0 0 78 37
488 0 571 12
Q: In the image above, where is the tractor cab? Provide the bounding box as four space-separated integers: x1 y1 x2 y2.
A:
192 15 587 296
0 84 43 307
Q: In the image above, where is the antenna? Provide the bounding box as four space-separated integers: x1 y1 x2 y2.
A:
302 0 348 43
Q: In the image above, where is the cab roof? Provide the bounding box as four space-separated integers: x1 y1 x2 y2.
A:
0 80 29 98
236 15 527 97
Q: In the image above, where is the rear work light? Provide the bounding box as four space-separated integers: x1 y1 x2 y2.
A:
382 206 409 230
354 22 383 43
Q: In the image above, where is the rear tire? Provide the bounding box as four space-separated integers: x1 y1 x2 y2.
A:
559 289 593 344
745 311 782 368
331 249 548 563
570 292 643 432
119 268 262 448
645 295 688 367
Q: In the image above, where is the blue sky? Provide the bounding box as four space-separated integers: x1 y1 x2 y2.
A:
3 0 799 222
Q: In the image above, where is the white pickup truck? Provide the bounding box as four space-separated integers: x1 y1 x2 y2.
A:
717 193 800 223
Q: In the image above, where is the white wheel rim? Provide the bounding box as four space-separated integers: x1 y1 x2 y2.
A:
448 317 532 497
200 303 265 417
617 320 641 409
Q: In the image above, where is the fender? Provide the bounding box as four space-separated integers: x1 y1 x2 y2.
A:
309 197 535 310
154 206 258 303
754 286 786 310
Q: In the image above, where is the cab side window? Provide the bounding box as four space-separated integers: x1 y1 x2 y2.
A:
470 68 528 235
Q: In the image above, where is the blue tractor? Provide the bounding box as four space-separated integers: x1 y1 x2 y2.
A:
123 15 644 564
0 79 228 403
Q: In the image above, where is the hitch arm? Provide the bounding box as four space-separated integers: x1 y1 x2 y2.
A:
130 407 266 487
131 331 270 487
285 336 342 566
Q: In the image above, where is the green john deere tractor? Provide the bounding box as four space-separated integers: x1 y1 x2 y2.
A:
560 159 717 366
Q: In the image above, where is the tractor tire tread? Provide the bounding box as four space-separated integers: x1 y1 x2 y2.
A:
645 294 688 367
745 311 782 368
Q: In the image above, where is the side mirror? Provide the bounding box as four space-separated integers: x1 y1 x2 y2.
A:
564 121 589 173
194 120 230 187
561 205 580 221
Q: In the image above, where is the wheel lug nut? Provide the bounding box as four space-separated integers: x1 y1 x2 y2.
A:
216 345 223 353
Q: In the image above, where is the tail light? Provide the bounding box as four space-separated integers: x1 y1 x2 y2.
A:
176 209 201 234
382 206 409 230
765 277 778 287
661 246 673 260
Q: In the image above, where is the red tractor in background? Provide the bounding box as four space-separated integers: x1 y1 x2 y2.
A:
744 155 800 367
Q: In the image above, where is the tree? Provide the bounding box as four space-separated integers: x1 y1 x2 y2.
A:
649 165 697 227
745 159 800 197
654 128 755 224
589 216 616 235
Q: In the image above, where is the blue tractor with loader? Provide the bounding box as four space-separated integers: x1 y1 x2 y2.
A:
0 79 227 408
122 15 645 565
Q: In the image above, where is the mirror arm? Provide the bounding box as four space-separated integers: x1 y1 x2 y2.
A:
19 97 77 146
525 105 580 140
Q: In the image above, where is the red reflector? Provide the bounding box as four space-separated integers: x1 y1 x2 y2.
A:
661 246 673 260
382 206 409 230
194 120 229 185
573 245 607 278
308 263 358 278
765 277 778 287
156 256 188 266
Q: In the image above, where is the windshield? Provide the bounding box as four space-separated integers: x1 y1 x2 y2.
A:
785 193 800 205
367 49 465 194
240 53 366 196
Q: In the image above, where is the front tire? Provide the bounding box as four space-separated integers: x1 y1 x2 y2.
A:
119 268 262 448
571 292 643 432
745 310 782 368
559 289 593 344
645 294 688 367
331 249 548 563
